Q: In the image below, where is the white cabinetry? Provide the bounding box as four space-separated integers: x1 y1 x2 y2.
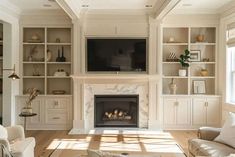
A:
192 97 220 127
163 96 220 129
163 97 191 129
15 96 72 130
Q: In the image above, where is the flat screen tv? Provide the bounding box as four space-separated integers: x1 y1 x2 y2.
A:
87 38 147 72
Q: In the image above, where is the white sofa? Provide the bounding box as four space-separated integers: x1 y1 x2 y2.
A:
0 125 35 157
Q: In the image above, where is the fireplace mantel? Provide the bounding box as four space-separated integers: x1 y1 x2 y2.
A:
71 74 160 80
69 74 161 134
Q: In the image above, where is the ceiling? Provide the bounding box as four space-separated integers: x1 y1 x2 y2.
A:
7 0 60 10
6 0 235 15
172 0 234 14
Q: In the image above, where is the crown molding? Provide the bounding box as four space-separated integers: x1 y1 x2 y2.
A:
153 0 181 19
56 0 80 20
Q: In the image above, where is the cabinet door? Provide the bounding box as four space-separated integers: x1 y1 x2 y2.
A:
45 98 70 124
207 98 220 126
176 98 191 125
192 98 207 125
28 99 43 124
163 98 176 125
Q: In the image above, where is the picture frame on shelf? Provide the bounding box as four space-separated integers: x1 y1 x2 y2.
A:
193 80 206 94
190 50 201 62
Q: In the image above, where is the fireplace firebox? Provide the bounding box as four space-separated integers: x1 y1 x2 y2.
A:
94 95 139 127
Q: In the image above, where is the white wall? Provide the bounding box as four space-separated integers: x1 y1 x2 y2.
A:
219 11 235 121
0 5 20 126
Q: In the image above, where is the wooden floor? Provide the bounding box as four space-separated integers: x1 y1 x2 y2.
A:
26 130 197 157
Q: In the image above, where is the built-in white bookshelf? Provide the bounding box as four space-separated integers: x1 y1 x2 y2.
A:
162 27 217 95
22 27 72 95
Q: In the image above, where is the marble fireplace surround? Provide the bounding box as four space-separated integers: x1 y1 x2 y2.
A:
70 75 160 134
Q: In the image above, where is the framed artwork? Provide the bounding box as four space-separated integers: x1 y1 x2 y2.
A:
193 80 206 94
190 50 201 62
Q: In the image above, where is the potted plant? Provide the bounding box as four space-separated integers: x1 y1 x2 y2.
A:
21 88 39 114
178 49 190 76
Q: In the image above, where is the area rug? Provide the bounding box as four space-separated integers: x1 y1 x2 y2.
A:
47 131 186 157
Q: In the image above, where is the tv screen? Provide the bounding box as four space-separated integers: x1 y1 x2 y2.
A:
87 38 147 72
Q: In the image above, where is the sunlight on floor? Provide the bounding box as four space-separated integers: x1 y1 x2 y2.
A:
46 131 184 155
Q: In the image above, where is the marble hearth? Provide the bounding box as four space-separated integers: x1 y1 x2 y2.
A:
69 75 161 134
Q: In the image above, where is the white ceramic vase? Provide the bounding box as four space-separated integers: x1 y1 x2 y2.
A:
47 50 52 62
179 69 187 76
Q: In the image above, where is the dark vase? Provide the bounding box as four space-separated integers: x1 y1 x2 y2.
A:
56 49 61 62
60 46 66 62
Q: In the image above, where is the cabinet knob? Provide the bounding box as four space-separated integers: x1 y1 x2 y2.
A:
54 101 59 106
52 117 60 120
175 102 179 106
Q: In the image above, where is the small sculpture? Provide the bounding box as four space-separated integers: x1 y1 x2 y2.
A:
169 78 177 94
166 52 178 62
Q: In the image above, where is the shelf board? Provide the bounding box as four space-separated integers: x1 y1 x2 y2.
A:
23 42 45 45
162 94 220 97
47 43 71 46
190 62 215 64
163 43 188 46
47 62 71 64
190 42 216 46
163 62 179 64
190 76 215 79
163 61 215 64
163 76 188 79
23 61 45 64
0 56 3 60
0 40 3 43
47 76 71 79
23 76 45 79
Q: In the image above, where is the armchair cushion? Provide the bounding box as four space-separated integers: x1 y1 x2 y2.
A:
188 138 235 156
0 125 8 139
10 137 35 157
0 125 35 157
214 112 235 148
198 127 221 141
6 125 25 142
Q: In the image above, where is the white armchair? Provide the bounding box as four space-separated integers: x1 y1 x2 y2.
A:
0 125 35 157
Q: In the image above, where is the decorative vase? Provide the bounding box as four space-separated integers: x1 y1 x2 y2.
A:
47 49 52 62
60 46 66 62
21 107 33 114
196 35 204 42
28 55 33 61
200 69 208 76
179 69 187 76
169 78 177 94
56 49 61 62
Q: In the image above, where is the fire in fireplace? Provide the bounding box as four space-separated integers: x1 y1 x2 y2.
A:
94 95 139 127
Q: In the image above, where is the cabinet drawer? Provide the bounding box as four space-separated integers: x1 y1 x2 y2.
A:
46 111 67 124
46 99 67 109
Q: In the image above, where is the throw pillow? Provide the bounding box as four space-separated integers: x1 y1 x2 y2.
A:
0 125 8 139
214 112 235 148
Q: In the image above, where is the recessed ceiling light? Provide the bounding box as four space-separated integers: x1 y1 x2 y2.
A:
182 3 192 7
43 4 52 7
145 5 153 8
82 4 89 8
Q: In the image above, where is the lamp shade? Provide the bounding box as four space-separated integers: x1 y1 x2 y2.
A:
8 72 20 79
